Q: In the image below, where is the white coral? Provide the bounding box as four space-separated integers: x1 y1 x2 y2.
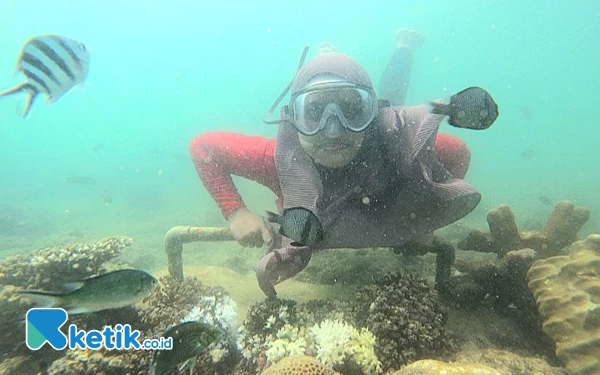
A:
310 319 353 366
310 319 382 374
264 324 308 364
182 293 239 364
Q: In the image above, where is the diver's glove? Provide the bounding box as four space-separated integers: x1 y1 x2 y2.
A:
255 238 312 298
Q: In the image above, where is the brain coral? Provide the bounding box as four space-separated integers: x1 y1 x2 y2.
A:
527 234 600 375
262 355 340 375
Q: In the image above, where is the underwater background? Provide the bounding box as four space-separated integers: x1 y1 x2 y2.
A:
1 0 598 260
1 0 600 374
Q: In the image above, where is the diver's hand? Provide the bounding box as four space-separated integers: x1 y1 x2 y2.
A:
228 207 274 248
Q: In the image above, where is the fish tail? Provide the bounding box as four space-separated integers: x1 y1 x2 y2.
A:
428 101 450 116
17 290 61 308
0 83 39 118
265 210 282 225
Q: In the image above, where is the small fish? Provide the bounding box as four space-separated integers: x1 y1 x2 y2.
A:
149 321 220 375
0 34 90 118
430 87 499 130
266 207 324 247
64 176 97 185
539 195 553 207
520 149 537 160
91 143 104 151
17 269 158 315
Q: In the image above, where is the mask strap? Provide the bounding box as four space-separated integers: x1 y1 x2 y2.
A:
263 45 310 125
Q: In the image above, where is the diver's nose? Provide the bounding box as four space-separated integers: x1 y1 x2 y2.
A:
323 116 344 139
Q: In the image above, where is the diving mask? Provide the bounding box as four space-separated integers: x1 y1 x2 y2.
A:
288 82 378 136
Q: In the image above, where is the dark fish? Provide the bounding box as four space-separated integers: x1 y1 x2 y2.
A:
430 87 499 130
149 321 220 375
0 34 90 118
539 195 553 207
520 149 537 160
64 176 97 185
266 207 324 247
17 269 158 315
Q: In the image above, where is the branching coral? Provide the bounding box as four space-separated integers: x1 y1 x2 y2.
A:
0 235 133 290
457 202 589 258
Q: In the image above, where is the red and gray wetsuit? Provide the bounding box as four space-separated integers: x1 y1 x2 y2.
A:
189 131 472 219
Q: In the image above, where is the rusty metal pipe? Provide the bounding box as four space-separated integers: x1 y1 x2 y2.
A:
164 226 234 280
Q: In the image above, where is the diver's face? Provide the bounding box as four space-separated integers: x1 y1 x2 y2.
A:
298 116 366 168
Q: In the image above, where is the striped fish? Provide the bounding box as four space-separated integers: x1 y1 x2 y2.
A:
0 34 90 118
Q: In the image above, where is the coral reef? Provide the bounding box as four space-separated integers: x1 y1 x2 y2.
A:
448 201 591 358
238 298 383 375
42 275 241 375
527 234 600 375
0 235 133 290
454 348 567 375
310 319 381 374
0 236 241 375
392 347 569 375
0 236 134 373
47 350 143 375
0 285 33 356
393 359 503 375
138 275 207 334
354 273 454 372
182 293 241 374
262 355 340 375
457 202 589 258
448 248 542 334
239 272 454 374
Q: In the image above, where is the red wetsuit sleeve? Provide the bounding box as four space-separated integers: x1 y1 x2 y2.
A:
434 133 472 179
189 132 282 218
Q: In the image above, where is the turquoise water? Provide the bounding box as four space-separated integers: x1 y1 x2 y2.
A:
0 0 598 253
1 2 599 374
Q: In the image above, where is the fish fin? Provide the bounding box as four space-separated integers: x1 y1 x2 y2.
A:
178 358 192 373
265 210 282 225
16 290 61 308
22 89 39 119
65 306 91 315
62 281 85 292
428 101 450 116
0 83 28 99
